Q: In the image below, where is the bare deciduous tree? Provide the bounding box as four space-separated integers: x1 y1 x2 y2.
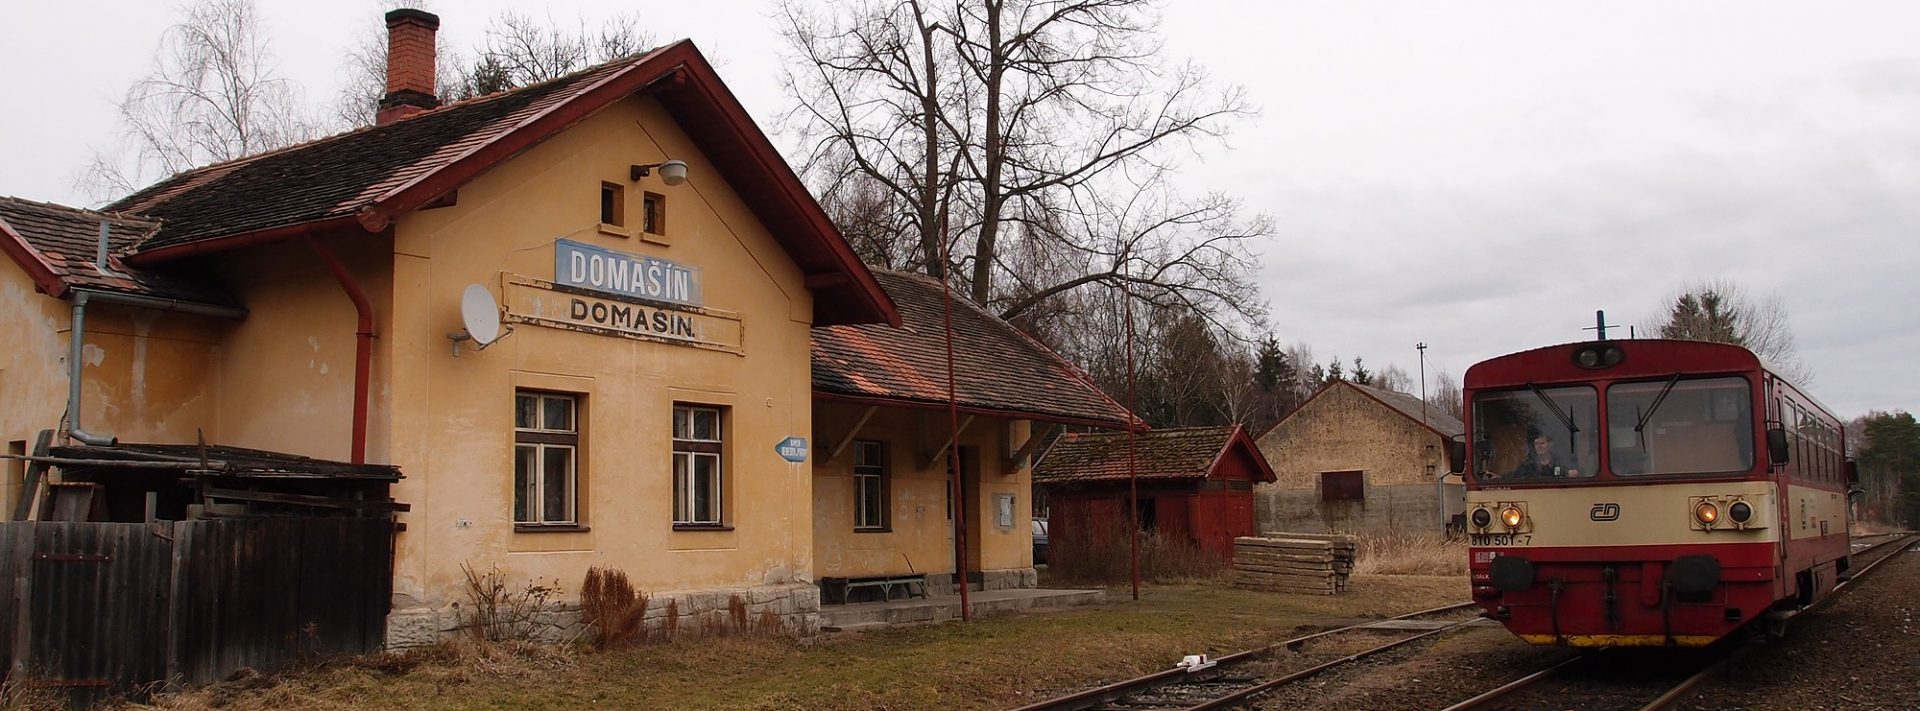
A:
82 0 319 201
1427 369 1464 421
779 0 1265 331
1648 278 1813 384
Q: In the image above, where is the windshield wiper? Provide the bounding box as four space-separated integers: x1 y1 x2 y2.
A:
1526 383 1579 434
1633 375 1683 434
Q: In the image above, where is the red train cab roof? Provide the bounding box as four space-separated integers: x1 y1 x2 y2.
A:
1465 339 1765 390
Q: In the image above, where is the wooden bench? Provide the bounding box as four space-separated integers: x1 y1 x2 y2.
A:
821 574 928 604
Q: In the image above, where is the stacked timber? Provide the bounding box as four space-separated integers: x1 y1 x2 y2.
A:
1231 533 1357 595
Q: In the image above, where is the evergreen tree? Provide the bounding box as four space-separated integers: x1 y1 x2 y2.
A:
1326 358 1345 384
1254 336 1289 393
1857 411 1920 527
1352 357 1373 386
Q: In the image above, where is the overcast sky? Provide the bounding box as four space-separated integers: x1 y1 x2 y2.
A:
2 1 1915 417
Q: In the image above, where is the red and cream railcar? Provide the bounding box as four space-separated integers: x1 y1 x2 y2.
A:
1461 339 1853 647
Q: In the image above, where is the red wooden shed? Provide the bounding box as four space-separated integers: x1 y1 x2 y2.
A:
1034 425 1277 562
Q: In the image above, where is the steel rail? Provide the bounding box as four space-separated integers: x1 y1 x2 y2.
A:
1636 533 1917 711
1183 616 1485 711
1432 654 1586 711
1008 601 1479 711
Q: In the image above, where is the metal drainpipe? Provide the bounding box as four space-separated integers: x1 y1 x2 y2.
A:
66 290 116 446
306 237 373 465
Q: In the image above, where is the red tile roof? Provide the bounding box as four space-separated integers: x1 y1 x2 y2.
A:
0 196 236 306
812 270 1139 429
1033 425 1276 484
104 40 895 327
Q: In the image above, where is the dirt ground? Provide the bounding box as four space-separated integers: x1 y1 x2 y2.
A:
112 574 1465 711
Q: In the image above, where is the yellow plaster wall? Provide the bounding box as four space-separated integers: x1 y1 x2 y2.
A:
384 94 818 606
210 237 394 462
811 404 1034 578
0 262 223 512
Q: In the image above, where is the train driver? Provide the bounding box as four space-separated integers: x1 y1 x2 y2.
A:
1507 429 1579 479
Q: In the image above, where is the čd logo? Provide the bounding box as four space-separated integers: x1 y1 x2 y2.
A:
1589 503 1621 521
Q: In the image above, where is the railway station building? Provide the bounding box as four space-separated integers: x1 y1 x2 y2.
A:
0 10 1132 648
1254 380 1466 535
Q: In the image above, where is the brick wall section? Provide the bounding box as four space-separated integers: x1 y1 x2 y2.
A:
1254 383 1456 533
384 10 438 97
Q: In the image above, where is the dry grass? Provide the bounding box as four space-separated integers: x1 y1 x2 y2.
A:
1352 531 1469 576
121 576 1466 711
0 676 64 711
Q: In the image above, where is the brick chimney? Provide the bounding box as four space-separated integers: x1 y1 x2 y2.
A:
376 8 440 125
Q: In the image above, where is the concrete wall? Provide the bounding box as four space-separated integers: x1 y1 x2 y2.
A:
811 403 1036 591
1255 384 1455 534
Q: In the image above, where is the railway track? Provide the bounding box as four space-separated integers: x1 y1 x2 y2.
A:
1436 532 1919 711
1009 602 1483 711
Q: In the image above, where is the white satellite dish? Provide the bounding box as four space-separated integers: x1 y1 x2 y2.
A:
450 284 508 356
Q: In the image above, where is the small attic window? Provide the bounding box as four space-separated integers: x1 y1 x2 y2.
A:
643 192 664 235
600 182 625 227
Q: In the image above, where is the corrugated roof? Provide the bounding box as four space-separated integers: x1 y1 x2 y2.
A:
1033 425 1273 484
811 270 1137 429
0 196 237 306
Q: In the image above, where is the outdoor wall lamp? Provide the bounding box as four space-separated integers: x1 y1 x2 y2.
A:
631 159 689 186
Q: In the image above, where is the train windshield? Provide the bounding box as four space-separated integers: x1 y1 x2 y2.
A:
1472 385 1598 483
1606 376 1754 476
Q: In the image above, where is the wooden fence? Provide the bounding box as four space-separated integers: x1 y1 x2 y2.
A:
1 518 392 707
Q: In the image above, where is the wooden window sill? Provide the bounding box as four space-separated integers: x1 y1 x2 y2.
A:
514 524 590 534
854 527 892 534
672 524 733 532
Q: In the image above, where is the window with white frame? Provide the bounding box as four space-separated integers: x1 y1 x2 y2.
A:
515 391 579 526
853 440 888 530
673 404 724 526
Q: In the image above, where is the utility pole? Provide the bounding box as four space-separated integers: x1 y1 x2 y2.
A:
1416 342 1428 425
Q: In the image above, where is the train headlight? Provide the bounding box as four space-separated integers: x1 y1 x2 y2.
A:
1729 501 1753 525
1694 501 1720 527
1500 506 1525 529
1472 508 1493 529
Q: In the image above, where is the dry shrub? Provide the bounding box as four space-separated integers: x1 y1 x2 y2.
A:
581 567 650 650
1352 530 1468 576
755 609 782 637
663 598 680 642
728 594 749 634
1048 515 1227 584
0 675 64 711
460 562 562 642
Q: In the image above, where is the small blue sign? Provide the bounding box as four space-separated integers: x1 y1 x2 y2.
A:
776 437 809 463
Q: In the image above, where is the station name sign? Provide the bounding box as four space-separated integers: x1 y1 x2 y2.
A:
554 239 702 308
